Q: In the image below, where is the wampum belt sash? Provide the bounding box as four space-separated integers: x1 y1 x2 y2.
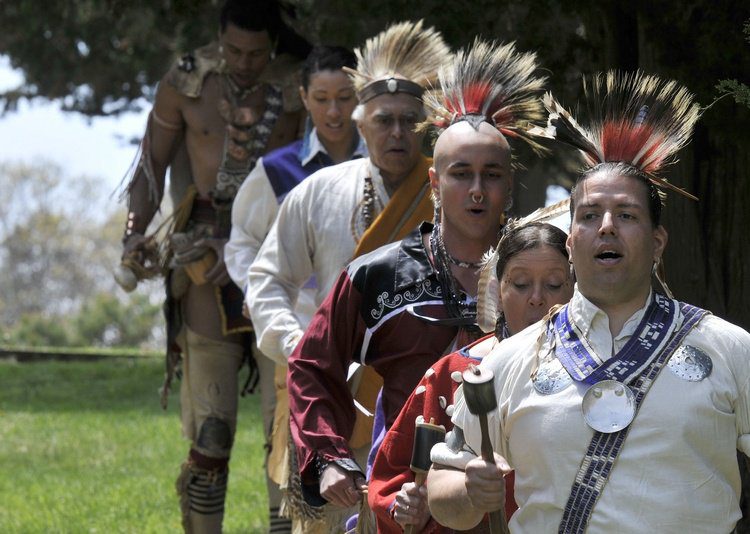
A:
553 292 678 387
557 302 708 534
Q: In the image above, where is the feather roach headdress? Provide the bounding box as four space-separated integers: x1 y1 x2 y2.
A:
476 198 570 334
346 20 450 104
530 70 701 199
421 39 547 152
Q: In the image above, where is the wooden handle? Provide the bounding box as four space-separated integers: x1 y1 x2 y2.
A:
478 414 510 534
488 510 510 534
403 471 429 534
479 414 494 463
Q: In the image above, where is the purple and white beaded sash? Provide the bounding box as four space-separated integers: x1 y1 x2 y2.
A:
553 292 679 386
557 302 708 534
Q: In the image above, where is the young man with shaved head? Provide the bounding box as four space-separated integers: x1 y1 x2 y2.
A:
283 40 546 531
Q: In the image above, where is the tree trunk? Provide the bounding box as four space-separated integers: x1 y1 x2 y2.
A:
664 127 750 330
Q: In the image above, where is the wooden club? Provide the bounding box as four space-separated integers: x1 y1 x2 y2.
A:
462 364 510 534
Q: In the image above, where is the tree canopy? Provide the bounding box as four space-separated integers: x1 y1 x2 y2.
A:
0 162 164 348
0 1 218 115
1 1 749 330
2 1 747 118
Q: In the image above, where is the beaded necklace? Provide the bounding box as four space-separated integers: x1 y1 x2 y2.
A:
429 223 478 323
215 74 283 199
434 226 483 269
350 174 384 241
361 174 377 230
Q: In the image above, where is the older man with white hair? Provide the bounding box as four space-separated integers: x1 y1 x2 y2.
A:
246 20 448 531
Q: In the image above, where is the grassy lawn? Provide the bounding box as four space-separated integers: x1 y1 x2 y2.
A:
0 358 268 533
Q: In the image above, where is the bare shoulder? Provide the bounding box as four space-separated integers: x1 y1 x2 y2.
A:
152 74 188 130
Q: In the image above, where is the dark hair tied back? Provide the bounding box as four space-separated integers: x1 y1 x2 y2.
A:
495 222 568 279
301 46 357 90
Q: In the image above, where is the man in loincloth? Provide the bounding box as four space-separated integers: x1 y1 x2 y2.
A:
118 1 308 531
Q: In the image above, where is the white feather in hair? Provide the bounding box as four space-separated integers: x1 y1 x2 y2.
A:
476 246 502 334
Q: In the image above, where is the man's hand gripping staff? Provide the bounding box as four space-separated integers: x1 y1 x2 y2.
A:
462 364 511 534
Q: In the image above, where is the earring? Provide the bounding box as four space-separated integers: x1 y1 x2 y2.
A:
431 190 441 223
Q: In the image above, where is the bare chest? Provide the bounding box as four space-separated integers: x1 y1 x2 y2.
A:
179 74 270 191
181 74 268 142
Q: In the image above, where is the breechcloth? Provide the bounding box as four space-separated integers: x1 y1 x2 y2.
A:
171 196 252 335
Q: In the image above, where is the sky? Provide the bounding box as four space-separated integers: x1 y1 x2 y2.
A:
0 55 150 192
0 53 569 230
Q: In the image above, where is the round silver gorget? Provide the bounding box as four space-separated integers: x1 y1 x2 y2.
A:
667 345 712 382
581 380 636 433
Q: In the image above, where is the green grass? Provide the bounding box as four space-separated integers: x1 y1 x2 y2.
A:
0 359 269 533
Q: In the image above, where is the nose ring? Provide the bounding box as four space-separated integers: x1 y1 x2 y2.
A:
471 193 483 204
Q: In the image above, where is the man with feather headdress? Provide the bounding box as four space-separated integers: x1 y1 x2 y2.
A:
282 38 548 531
245 20 448 531
428 72 750 533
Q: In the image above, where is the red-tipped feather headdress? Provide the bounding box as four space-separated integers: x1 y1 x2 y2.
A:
530 71 701 199
421 39 547 153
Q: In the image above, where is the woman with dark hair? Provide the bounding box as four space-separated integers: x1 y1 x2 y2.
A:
227 43 366 297
225 44 367 534
368 222 574 533
227 43 367 314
